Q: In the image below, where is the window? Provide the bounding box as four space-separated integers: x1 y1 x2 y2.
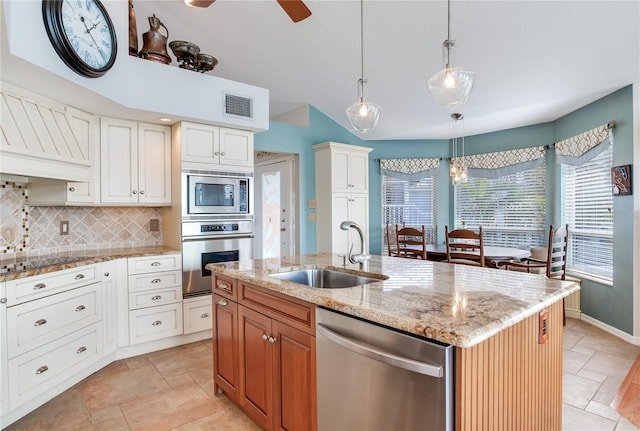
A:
561 144 613 281
454 165 546 248
382 175 437 253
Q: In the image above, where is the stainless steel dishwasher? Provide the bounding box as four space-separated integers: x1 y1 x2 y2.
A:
316 307 454 431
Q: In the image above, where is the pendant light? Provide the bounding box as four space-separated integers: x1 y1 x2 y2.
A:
428 0 475 111
346 0 381 133
450 113 468 185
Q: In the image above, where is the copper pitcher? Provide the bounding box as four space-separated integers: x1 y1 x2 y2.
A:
138 14 171 64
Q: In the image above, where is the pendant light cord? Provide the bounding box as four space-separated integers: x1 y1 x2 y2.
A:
446 0 452 67
359 0 365 100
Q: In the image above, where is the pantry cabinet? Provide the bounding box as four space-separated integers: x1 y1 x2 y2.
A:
100 118 171 205
313 142 373 255
212 276 316 431
175 121 254 170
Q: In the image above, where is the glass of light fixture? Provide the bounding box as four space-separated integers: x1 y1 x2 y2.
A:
450 113 468 185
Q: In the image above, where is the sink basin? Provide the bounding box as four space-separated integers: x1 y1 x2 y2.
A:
269 269 383 288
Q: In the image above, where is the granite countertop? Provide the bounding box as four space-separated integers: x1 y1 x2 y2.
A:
207 253 580 348
0 246 181 282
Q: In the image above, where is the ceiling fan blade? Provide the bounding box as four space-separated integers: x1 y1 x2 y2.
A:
276 0 312 22
184 0 215 7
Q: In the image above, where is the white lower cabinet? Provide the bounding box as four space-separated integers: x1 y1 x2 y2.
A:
183 295 212 334
126 254 183 346
8 322 102 408
1 281 8 417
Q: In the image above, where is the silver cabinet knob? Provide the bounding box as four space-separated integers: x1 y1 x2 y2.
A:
132 190 137 194
140 190 145 195
268 336 277 344
152 320 163 326
151 262 161 267
218 299 228 306
34 319 47 326
104 272 110 277
75 305 86 312
0 298 7 304
75 274 85 280
68 187 75 192
151 295 162 301
33 283 46 290
262 334 269 341
151 279 162 284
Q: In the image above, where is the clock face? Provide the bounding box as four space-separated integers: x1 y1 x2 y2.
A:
43 0 117 78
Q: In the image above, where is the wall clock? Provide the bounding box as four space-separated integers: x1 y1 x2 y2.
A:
42 0 117 78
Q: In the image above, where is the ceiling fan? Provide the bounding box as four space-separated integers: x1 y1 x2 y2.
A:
184 0 312 23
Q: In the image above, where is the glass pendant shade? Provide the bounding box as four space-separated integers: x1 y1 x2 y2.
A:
346 97 381 133
428 66 476 111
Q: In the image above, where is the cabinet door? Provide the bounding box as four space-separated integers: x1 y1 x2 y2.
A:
219 127 253 168
331 194 351 255
272 320 316 431
0 281 7 416
213 294 238 401
330 149 351 193
238 305 273 430
65 107 100 203
100 117 138 204
349 194 370 254
101 260 119 356
138 123 171 205
348 151 369 193
180 122 220 164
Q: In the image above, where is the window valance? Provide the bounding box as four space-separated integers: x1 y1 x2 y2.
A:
555 123 614 166
454 146 546 179
380 158 440 181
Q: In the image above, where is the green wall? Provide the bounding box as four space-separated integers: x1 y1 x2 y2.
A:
254 85 635 334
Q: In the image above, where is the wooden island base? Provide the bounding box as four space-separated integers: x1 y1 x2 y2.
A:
456 300 563 431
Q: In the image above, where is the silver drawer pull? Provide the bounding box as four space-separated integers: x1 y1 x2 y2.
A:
152 295 162 301
76 346 87 354
34 319 47 326
75 305 86 312
35 365 49 375
74 274 85 280
200 312 209 319
150 262 161 267
151 279 162 284
33 283 46 290
152 320 163 326
218 299 228 306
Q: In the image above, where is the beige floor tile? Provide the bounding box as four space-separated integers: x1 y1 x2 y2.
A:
584 352 636 380
578 368 609 383
563 372 602 409
165 372 196 387
88 404 125 425
120 382 223 431
586 400 622 422
617 417 640 430
564 349 593 374
80 415 130 431
81 363 169 410
577 334 640 361
563 403 617 431
5 387 91 431
148 346 213 379
171 406 262 431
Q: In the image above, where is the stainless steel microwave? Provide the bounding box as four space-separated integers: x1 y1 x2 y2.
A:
183 172 251 216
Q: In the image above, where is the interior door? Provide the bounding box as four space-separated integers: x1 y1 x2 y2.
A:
255 157 295 259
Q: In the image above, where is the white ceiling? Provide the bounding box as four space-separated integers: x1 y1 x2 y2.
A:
130 0 639 140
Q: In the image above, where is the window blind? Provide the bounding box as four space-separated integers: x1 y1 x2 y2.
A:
561 145 613 280
454 165 546 248
382 175 437 252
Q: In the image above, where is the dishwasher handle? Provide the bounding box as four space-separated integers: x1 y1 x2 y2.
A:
316 323 444 378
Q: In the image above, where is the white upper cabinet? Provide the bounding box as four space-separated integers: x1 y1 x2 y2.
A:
328 146 369 194
100 118 171 206
176 121 253 171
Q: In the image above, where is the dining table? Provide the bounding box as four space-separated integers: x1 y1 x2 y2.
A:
424 244 531 267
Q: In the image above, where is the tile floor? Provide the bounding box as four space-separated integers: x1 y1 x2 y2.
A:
3 318 640 431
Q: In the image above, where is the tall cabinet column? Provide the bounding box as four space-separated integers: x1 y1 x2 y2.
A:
313 142 373 255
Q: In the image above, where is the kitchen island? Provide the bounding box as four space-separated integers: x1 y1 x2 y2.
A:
207 253 580 431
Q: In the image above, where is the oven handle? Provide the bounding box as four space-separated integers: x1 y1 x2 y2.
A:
182 234 254 242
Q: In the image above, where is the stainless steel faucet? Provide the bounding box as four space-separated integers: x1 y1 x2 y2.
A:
340 221 370 269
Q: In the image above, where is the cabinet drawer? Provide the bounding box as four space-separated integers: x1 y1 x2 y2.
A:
127 254 181 274
213 274 237 300
7 282 102 358
183 296 213 334
7 265 98 305
8 322 102 409
240 282 315 334
129 303 183 345
129 286 182 310
128 270 182 292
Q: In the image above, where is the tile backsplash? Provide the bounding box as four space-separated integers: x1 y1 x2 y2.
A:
1 181 163 256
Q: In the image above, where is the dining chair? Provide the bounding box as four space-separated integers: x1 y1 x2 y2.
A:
445 225 485 267
497 224 569 324
395 225 428 260
385 224 400 257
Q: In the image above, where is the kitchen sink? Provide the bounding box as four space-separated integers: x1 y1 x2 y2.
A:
269 269 384 288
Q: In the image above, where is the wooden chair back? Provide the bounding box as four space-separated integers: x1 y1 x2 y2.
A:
385 224 400 257
395 225 427 260
546 224 569 280
445 225 485 267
